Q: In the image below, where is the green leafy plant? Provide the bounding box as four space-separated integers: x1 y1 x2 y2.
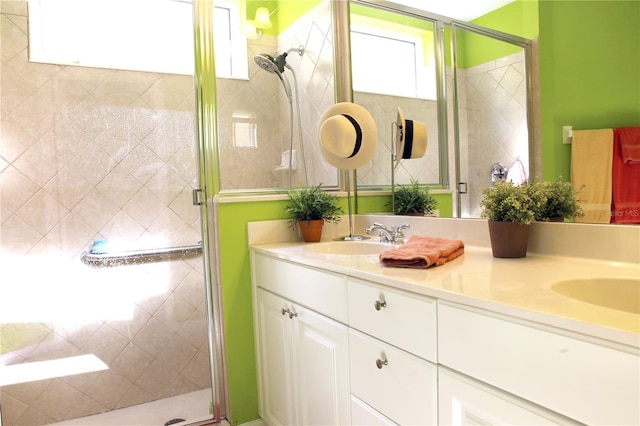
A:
285 184 343 228
480 180 546 225
390 179 438 215
534 177 584 221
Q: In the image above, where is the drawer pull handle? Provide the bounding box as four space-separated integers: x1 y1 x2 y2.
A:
375 358 388 369
281 307 298 319
374 300 387 311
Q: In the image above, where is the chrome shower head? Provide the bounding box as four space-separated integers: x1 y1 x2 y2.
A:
254 53 286 74
254 47 305 103
254 46 304 75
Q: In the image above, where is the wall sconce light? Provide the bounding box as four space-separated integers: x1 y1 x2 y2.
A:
254 7 272 29
247 6 272 40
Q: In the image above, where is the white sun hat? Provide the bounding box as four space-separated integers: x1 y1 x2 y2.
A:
319 102 378 170
395 107 428 169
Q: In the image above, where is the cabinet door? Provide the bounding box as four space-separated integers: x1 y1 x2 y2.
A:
293 303 350 426
255 289 296 426
439 368 576 425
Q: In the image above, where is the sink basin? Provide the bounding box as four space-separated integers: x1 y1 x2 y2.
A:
303 241 391 255
551 278 640 314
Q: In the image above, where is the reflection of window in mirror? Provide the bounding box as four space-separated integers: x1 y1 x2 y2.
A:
350 6 442 189
351 16 436 100
232 113 258 148
27 0 248 78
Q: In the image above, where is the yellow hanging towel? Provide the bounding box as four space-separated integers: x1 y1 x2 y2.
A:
570 129 613 223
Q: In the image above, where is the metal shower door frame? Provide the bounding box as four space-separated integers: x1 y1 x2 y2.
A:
192 0 228 423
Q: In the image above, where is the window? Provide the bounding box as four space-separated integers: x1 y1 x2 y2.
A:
351 15 436 100
214 0 249 79
232 113 258 148
27 0 248 78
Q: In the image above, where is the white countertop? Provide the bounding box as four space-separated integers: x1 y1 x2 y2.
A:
250 241 640 349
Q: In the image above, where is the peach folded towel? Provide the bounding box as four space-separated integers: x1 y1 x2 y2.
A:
379 235 464 269
617 126 640 164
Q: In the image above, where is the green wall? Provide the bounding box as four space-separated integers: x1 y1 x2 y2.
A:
350 3 433 30
538 0 640 180
471 0 538 39
217 200 285 425
247 0 320 36
458 0 538 69
219 0 640 423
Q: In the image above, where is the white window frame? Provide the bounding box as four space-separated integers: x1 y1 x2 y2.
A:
351 14 436 100
215 0 249 79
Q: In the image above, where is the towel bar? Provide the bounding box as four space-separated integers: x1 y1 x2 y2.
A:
80 242 203 266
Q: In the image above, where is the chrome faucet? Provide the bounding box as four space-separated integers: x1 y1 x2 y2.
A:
365 222 410 244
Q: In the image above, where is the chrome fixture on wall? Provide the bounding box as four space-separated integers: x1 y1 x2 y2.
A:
253 46 308 187
491 162 507 183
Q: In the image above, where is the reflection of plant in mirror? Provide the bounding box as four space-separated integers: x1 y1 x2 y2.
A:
534 177 584 221
391 180 438 215
285 184 344 229
480 181 545 225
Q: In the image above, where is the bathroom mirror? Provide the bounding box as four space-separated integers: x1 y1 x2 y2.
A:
349 0 535 220
216 0 339 192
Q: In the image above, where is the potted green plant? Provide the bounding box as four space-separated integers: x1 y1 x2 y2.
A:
534 178 584 222
285 184 344 242
480 180 546 258
391 179 438 216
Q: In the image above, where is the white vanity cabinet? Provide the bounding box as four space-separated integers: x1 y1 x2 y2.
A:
252 253 350 426
251 248 640 426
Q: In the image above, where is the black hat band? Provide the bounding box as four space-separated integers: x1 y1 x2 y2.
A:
341 114 362 158
402 119 414 159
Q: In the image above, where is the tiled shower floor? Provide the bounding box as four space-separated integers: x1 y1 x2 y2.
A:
48 389 214 426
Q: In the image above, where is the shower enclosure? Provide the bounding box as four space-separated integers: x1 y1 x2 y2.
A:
0 1 224 425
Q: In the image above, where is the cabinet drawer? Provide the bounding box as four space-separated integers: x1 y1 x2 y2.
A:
349 329 437 425
438 302 640 426
439 367 577 425
252 252 347 322
347 278 437 361
350 395 397 425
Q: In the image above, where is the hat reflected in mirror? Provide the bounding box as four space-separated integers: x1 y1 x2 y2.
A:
395 107 428 170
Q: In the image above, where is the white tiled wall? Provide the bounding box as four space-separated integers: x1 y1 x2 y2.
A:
354 92 441 187
0 2 210 425
217 2 337 190
457 51 529 217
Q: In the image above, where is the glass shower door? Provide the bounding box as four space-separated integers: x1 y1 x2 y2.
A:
0 2 221 425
